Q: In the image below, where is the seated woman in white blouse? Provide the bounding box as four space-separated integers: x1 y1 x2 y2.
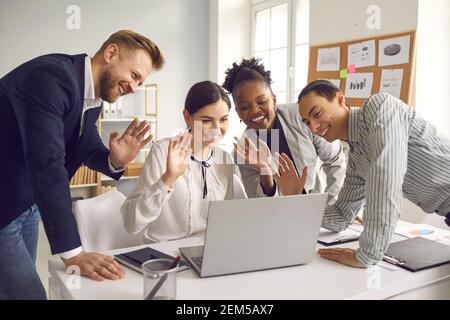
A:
121 81 242 243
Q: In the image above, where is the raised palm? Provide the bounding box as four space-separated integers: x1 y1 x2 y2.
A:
109 119 153 168
234 135 274 175
275 153 308 196
166 133 192 179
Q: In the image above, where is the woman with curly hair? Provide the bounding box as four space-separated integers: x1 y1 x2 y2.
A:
223 58 346 202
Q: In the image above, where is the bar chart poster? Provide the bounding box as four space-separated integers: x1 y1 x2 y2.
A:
345 73 373 98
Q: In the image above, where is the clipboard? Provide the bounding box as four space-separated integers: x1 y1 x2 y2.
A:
384 237 450 272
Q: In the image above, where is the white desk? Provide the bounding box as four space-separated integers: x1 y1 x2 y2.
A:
48 222 450 300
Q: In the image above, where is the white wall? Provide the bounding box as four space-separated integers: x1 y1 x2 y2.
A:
416 0 450 138
415 0 450 229
210 0 251 148
310 0 418 45
0 0 210 140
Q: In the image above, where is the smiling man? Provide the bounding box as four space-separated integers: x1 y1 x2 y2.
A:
298 79 450 268
0 30 164 299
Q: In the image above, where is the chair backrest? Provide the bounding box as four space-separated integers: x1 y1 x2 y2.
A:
73 190 142 252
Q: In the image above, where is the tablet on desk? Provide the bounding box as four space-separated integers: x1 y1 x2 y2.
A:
114 247 189 274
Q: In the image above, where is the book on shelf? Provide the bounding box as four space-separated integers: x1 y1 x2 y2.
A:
69 165 97 186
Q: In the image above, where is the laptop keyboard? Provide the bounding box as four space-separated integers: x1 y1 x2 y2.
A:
191 256 203 268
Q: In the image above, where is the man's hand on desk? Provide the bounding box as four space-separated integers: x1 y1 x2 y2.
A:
318 248 365 268
61 251 125 281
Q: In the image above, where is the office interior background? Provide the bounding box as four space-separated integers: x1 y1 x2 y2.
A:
0 0 449 296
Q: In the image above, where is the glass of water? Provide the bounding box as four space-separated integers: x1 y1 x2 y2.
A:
142 258 178 300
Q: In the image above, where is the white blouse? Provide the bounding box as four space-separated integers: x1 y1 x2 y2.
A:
121 138 241 243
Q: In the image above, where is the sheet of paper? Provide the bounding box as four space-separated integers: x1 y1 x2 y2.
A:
348 39 375 68
394 224 450 246
345 72 373 98
325 79 341 89
378 35 410 67
317 47 340 71
318 227 360 244
348 223 364 233
339 69 348 79
380 69 403 98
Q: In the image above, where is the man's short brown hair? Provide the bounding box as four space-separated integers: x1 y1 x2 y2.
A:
96 30 165 70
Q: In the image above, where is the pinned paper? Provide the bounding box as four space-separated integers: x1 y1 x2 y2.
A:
317 47 341 71
340 69 348 79
380 69 403 99
348 64 356 73
348 40 376 68
345 73 373 98
379 35 410 67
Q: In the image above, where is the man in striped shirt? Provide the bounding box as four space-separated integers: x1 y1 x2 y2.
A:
298 80 450 268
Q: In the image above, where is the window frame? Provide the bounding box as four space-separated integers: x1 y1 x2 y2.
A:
251 0 308 104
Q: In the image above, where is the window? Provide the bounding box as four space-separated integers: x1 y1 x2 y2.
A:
251 0 309 104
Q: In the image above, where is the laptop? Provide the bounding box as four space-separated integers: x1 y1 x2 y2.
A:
179 193 328 277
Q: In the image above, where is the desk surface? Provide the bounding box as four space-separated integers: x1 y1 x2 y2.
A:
48 222 450 300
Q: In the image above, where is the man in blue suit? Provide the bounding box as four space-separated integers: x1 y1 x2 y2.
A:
0 30 165 299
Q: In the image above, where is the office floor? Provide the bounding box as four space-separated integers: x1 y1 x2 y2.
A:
37 220 51 298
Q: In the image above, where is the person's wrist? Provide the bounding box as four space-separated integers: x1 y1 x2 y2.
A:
258 163 273 175
110 156 125 170
260 174 276 196
260 174 274 188
161 172 177 188
61 251 85 266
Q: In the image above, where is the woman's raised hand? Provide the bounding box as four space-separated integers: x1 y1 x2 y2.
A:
233 135 276 175
162 133 192 187
274 153 307 196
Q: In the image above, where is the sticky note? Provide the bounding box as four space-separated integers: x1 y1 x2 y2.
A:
348 64 356 73
340 69 348 79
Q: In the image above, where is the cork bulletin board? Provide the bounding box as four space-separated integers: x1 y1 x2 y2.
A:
308 30 416 107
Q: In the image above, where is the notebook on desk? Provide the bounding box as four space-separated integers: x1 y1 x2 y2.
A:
384 237 450 272
114 247 189 274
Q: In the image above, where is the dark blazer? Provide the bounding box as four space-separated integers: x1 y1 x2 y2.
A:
0 54 122 254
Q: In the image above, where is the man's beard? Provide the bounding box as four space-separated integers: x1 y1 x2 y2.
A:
99 68 119 103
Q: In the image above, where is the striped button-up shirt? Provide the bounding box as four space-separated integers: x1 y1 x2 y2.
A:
322 93 450 266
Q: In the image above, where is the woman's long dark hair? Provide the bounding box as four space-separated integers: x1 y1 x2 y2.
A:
185 81 231 115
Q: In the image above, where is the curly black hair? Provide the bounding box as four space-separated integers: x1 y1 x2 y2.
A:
222 57 273 95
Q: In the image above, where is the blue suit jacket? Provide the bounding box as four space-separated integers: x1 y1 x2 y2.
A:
0 54 123 254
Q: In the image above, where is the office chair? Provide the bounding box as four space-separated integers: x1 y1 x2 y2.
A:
73 190 142 252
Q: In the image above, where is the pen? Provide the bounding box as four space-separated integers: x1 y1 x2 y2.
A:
334 234 359 243
145 256 180 300
382 254 405 266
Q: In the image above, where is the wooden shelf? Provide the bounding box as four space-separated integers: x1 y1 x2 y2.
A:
70 183 97 189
